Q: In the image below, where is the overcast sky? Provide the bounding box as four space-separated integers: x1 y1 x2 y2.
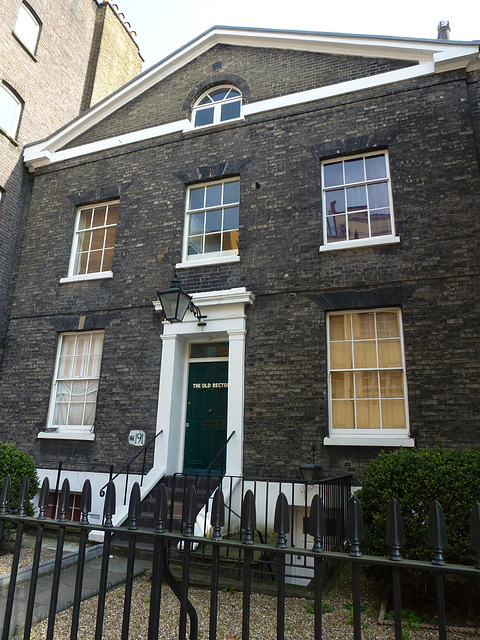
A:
113 0 480 70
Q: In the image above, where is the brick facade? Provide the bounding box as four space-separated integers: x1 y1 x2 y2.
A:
0 32 479 487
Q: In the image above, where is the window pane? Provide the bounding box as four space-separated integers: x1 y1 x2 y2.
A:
105 225 116 249
325 189 345 215
223 206 239 230
189 188 205 211
87 250 102 273
346 185 367 212
353 341 377 368
221 100 241 121
376 312 399 338
365 154 387 180
345 158 365 184
76 252 88 275
371 210 391 237
106 204 118 225
331 372 353 399
205 233 221 253
0 85 21 137
352 313 375 339
323 162 343 188
205 184 222 208
92 207 107 227
90 229 105 250
190 342 229 358
356 400 380 428
189 212 204 234
187 236 203 256
355 371 379 398
330 342 352 369
368 182 389 209
205 209 222 233
195 108 214 127
223 181 240 204
222 230 238 251
329 314 351 341
78 209 92 230
348 211 369 240
382 400 406 428
331 401 354 429
326 214 346 242
378 340 402 367
14 4 40 53
102 248 113 271
380 370 404 398
210 88 230 101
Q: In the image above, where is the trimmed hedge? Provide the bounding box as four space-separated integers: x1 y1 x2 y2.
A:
356 448 480 565
0 442 39 514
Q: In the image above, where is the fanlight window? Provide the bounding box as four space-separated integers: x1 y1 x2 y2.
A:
193 86 242 128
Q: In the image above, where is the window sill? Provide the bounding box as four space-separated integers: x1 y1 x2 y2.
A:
183 116 244 133
176 255 240 269
38 430 95 441
323 435 415 447
60 271 113 284
319 235 400 252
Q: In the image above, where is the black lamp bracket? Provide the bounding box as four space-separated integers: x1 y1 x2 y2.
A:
188 301 207 326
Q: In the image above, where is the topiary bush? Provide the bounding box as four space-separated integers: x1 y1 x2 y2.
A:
356 447 480 565
0 442 39 515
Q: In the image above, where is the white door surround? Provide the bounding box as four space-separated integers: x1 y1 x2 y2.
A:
152 287 255 477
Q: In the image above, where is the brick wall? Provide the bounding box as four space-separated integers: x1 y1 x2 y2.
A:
0 52 479 483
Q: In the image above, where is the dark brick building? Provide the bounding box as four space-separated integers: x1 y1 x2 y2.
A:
0 25 479 526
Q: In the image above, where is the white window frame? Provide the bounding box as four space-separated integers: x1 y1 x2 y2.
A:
60 200 118 284
41 331 104 441
190 85 243 129
13 2 41 55
0 83 22 140
320 151 400 252
324 308 414 447
178 178 240 268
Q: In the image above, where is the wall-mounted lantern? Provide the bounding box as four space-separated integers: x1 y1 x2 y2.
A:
157 272 206 326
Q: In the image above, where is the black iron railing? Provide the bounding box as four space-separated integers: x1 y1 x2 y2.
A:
1 474 479 640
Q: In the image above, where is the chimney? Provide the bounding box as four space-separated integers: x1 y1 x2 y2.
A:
437 20 451 40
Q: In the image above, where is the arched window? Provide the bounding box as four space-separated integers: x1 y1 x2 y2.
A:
14 2 41 55
192 86 242 128
0 83 23 139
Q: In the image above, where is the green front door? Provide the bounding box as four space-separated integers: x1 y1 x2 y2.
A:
183 361 228 474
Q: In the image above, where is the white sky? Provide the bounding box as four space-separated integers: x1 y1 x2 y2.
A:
113 0 480 70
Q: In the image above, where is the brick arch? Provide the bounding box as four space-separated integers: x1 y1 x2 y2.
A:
182 73 252 117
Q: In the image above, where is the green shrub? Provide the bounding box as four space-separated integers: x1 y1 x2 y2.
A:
356 448 480 565
0 442 39 514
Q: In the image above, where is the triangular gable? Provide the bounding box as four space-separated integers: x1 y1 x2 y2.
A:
24 25 480 170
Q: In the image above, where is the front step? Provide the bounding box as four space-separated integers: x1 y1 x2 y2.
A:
113 473 223 552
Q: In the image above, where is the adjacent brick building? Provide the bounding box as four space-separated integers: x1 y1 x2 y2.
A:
0 0 142 361
0 25 479 526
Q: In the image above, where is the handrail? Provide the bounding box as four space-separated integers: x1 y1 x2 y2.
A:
99 429 163 499
194 430 235 489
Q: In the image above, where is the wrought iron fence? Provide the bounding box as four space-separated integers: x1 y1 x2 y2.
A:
1 474 480 640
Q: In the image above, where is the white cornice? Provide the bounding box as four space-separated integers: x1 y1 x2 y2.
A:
22 26 480 170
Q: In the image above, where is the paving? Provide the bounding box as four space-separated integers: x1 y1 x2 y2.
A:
0 542 152 639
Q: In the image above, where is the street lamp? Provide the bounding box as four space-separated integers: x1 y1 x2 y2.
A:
299 452 322 483
157 272 206 325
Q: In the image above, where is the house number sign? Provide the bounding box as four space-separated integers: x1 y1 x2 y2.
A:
192 382 228 389
128 430 145 446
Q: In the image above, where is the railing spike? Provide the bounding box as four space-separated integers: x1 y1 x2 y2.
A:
386 498 404 561
241 489 256 544
18 475 30 517
57 478 70 521
103 481 116 527
80 479 92 524
274 492 290 548
38 477 50 519
308 493 326 552
470 503 480 570
347 496 364 557
0 474 12 514
183 485 197 537
428 501 448 566
154 483 167 533
128 482 141 530
211 487 225 541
